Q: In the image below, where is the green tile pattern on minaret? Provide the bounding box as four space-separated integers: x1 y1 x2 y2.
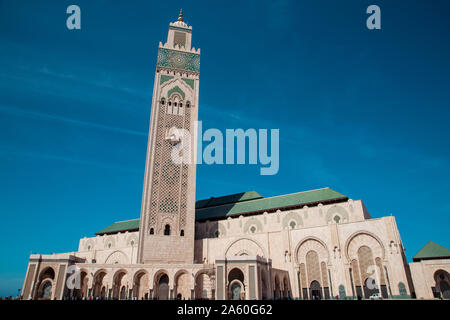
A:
157 47 200 72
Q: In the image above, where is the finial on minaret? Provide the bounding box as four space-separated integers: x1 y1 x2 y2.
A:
178 9 183 22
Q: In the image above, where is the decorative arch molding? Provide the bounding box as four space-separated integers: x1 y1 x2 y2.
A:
194 269 215 281
104 236 116 250
194 269 214 300
38 266 56 280
160 78 194 98
127 234 138 247
174 269 189 280
132 269 150 299
158 216 176 235
153 269 170 285
84 239 95 251
173 269 191 299
132 269 149 282
168 86 185 100
282 211 303 229
433 269 450 282
112 269 129 299
294 236 330 265
93 268 108 279
228 279 245 297
326 205 349 224
236 249 251 256
92 268 109 287
36 278 54 299
224 237 266 258
112 269 129 281
104 250 129 265
344 231 386 263
228 267 245 283
243 217 263 234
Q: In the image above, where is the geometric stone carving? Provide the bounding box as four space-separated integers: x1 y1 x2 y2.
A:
243 217 263 234
225 238 265 258
282 211 303 229
105 251 129 265
346 232 384 263
296 238 329 265
326 205 349 224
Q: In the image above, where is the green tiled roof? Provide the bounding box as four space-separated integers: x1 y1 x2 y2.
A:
95 219 139 235
95 188 347 235
195 191 263 209
195 187 346 221
413 241 450 262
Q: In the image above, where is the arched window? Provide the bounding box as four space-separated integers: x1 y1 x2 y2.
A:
161 98 165 105
338 285 346 299
179 103 183 108
228 268 244 283
289 221 296 229
333 215 341 223
398 282 407 296
41 281 52 299
186 102 190 108
180 229 184 236
164 224 171 236
149 228 154 235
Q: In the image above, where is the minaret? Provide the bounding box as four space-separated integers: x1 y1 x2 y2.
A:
137 11 200 264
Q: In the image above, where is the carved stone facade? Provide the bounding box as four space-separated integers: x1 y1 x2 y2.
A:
21 12 421 300
137 12 199 265
22 195 415 300
409 241 450 299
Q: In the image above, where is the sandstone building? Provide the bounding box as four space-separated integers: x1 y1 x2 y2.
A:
21 11 433 301
409 241 450 299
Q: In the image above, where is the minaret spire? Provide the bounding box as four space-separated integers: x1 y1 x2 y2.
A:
137 13 200 264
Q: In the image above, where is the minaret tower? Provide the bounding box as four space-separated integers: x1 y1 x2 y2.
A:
137 10 200 264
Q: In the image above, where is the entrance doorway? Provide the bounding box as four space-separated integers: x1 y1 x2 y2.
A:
439 280 450 299
231 282 242 300
157 274 169 300
310 281 322 300
40 281 52 299
228 268 245 300
363 277 379 298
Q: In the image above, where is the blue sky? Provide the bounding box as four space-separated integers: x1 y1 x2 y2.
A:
0 0 449 297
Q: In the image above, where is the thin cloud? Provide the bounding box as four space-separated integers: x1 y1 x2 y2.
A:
35 66 146 97
0 149 141 173
0 104 147 137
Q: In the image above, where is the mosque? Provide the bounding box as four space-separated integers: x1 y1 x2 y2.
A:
21 11 449 301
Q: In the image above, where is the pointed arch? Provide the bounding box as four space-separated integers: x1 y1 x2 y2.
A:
294 236 330 265
344 231 386 263
105 250 129 264
225 238 266 258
